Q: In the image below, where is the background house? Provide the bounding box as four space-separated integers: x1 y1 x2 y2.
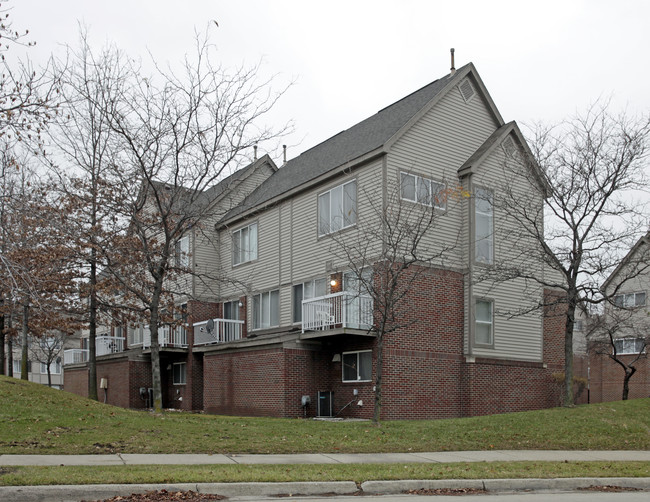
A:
64 63 565 419
575 233 650 403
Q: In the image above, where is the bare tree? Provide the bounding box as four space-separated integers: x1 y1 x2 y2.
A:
486 100 650 406
329 182 465 423
97 34 289 413
28 330 66 387
44 31 131 400
0 0 57 143
586 306 650 401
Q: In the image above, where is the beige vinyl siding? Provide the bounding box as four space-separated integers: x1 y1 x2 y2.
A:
468 138 546 361
218 159 384 329
387 76 498 271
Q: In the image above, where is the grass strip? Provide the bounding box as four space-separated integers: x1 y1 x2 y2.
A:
1 461 649 487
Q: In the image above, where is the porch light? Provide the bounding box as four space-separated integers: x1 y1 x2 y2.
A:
330 279 337 287
332 353 341 362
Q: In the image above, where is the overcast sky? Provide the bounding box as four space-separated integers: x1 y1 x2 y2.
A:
12 0 650 165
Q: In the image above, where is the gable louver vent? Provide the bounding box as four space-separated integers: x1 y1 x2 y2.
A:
502 136 516 157
458 78 475 103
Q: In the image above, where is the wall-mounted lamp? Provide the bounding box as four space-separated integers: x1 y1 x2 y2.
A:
332 353 341 362
238 301 243 307
330 279 338 287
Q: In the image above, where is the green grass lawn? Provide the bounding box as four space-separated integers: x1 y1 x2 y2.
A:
2 376 649 455
2 462 649 487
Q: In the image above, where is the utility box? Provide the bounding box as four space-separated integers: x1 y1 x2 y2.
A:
99 378 108 389
318 391 333 417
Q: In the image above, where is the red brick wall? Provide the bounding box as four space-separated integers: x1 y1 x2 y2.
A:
203 348 287 416
63 367 88 398
200 270 566 420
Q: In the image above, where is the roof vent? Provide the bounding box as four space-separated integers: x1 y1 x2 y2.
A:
502 136 516 157
458 78 475 103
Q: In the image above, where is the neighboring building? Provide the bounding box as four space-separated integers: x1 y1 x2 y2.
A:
7 332 73 389
64 62 565 419
576 233 650 403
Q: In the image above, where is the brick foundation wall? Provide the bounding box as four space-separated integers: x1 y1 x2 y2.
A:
63 367 89 398
204 348 287 416
200 269 566 420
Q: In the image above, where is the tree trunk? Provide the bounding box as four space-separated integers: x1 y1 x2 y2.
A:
0 305 5 376
622 367 636 401
372 321 385 424
150 287 164 414
20 300 29 380
88 254 98 400
7 315 13 377
563 297 577 407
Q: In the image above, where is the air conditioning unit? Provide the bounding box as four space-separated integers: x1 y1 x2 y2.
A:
318 391 333 417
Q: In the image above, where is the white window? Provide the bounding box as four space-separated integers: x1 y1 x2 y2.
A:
318 180 357 236
175 235 190 267
13 360 31 374
342 350 372 382
614 292 646 308
573 320 583 332
475 187 493 264
223 300 240 320
400 172 446 209
40 360 62 375
614 338 646 355
253 289 280 330
172 362 186 385
475 299 493 346
293 278 327 323
233 222 258 265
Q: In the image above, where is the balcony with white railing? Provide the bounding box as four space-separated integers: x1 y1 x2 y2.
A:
64 349 89 365
302 292 373 333
140 324 188 349
194 318 244 346
96 336 125 356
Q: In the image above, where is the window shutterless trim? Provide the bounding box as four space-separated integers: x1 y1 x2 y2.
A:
400 171 446 210
342 349 372 382
318 179 357 237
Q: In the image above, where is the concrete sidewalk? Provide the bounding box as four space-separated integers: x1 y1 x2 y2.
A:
2 449 650 466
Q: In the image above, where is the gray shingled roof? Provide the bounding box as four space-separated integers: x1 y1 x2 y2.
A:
221 64 470 223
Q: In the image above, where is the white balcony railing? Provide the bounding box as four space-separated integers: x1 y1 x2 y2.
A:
141 324 188 349
64 349 89 365
302 292 373 332
96 336 125 356
194 318 244 346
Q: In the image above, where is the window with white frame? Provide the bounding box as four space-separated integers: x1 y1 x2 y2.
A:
223 300 240 320
293 278 327 323
613 292 646 308
172 362 186 385
614 338 646 355
342 350 372 382
253 289 279 330
233 222 258 265
175 235 190 267
573 320 583 332
475 187 493 264
400 172 446 209
40 360 62 375
13 360 31 374
318 180 357 236
475 299 493 346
